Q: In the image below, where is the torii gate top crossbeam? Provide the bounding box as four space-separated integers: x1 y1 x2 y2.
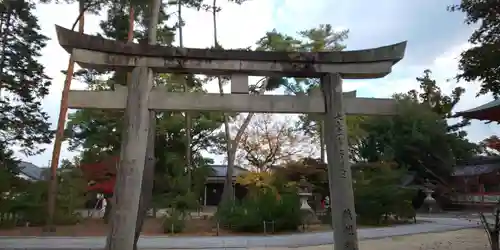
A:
55 25 406 79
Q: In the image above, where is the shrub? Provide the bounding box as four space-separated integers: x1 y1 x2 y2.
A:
217 187 302 233
353 163 416 225
54 210 82 225
9 180 83 226
162 209 186 234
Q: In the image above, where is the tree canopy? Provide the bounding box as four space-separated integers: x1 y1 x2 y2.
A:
0 0 53 178
449 0 500 97
357 70 479 184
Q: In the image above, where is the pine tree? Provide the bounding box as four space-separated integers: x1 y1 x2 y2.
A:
0 0 53 173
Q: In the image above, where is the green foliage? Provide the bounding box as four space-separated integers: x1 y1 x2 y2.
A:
0 0 77 226
0 157 86 228
359 99 451 179
9 181 48 226
56 164 87 221
449 1 500 97
217 187 302 233
358 71 479 184
0 0 53 162
255 24 348 94
153 182 200 214
162 209 186 234
1 174 84 227
152 152 213 213
353 162 416 225
402 69 469 132
273 158 329 196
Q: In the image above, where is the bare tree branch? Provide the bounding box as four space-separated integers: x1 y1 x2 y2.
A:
232 113 317 171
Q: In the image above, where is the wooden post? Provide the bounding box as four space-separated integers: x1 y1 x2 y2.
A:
204 184 207 206
177 0 193 191
321 73 359 250
106 65 153 250
319 121 325 163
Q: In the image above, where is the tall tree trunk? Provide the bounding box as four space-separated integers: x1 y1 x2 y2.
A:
211 0 234 204
488 208 500 250
491 231 499 250
45 0 85 232
210 0 265 205
228 78 269 162
178 0 193 191
220 79 270 203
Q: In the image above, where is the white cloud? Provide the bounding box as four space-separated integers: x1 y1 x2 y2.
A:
273 0 331 34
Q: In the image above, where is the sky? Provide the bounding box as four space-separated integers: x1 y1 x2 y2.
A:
19 0 499 167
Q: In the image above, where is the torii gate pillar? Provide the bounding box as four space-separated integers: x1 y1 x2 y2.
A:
322 73 357 248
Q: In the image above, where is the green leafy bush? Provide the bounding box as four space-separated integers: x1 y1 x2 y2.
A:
217 187 302 233
162 210 186 234
2 177 84 227
353 163 416 225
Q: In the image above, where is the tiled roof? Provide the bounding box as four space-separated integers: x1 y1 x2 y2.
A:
209 165 250 177
453 156 500 177
18 161 46 181
455 99 500 121
457 99 500 115
17 161 249 180
452 164 500 177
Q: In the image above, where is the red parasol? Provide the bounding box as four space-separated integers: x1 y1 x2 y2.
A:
79 156 119 181
79 156 119 194
87 178 116 194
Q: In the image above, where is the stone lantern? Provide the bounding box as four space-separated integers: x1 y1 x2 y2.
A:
297 177 312 209
421 179 439 213
297 176 317 223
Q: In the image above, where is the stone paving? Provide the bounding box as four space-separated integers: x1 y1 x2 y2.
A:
0 217 481 249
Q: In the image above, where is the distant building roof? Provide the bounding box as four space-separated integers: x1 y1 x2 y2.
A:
18 161 46 181
453 156 500 177
452 164 500 177
209 165 250 177
455 99 500 121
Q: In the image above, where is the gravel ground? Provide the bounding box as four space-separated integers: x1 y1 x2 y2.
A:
301 228 491 250
0 218 487 249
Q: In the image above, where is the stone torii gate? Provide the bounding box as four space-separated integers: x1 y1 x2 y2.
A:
55 25 406 250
